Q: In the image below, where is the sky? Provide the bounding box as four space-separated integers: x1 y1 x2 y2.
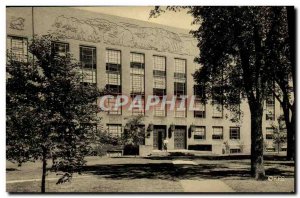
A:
75 6 198 30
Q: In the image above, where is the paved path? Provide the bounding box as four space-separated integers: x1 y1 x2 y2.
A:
172 160 198 165
172 160 235 192
179 179 235 192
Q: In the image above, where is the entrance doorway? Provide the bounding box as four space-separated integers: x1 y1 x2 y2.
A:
153 127 166 150
174 126 186 149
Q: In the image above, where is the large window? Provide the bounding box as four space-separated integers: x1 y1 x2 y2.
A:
106 97 121 115
174 59 186 117
7 36 28 62
194 126 206 140
174 59 186 96
80 46 96 84
266 93 275 121
52 42 69 57
212 86 223 118
130 53 145 115
174 98 186 117
266 127 274 140
107 124 122 137
153 56 166 116
106 49 121 114
194 85 206 118
212 127 223 140
230 127 240 140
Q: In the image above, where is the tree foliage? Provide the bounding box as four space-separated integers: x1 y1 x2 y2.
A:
151 6 295 179
122 115 145 147
6 34 102 192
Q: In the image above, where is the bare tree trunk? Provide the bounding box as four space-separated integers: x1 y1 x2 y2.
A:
287 110 295 160
250 104 266 180
41 147 47 193
286 6 295 161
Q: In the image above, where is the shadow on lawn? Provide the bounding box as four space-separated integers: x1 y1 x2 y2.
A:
82 162 294 180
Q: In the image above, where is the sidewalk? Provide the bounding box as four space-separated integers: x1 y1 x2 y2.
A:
180 179 235 192
172 160 235 192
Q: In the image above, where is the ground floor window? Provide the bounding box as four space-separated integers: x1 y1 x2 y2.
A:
230 127 240 140
266 127 274 140
107 124 122 137
194 126 206 140
212 126 223 140
230 148 241 154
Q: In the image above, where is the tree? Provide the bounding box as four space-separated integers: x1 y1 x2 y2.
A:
122 115 145 155
150 6 289 180
6 34 102 192
264 7 295 160
271 116 287 154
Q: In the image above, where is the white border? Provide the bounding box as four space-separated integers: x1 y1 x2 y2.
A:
1 1 299 198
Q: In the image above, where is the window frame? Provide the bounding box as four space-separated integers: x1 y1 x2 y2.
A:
230 127 240 140
107 124 122 137
194 126 206 140
52 41 69 57
7 35 28 62
212 126 223 140
266 127 274 140
80 45 97 84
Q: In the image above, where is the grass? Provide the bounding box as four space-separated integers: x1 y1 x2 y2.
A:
6 156 295 193
224 178 294 192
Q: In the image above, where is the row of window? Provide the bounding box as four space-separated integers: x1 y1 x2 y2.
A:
194 126 241 140
265 127 287 140
4 36 223 119
106 123 241 140
7 36 275 120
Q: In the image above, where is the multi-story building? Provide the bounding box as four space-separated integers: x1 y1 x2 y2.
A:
6 7 286 155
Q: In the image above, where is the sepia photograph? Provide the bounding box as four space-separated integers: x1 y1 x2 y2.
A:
5 3 296 194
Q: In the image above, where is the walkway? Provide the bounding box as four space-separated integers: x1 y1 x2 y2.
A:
172 160 235 192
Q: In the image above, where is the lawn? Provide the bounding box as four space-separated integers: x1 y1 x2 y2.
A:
6 156 295 193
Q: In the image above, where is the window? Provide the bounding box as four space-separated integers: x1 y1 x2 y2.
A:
212 102 223 118
194 85 206 118
212 127 223 140
174 59 186 74
230 149 241 154
194 101 206 118
106 50 121 114
230 127 240 140
212 86 223 118
194 126 206 140
266 127 274 140
174 59 187 118
174 82 186 96
106 50 121 94
130 53 145 115
130 53 144 94
52 42 69 56
174 59 186 96
107 124 122 137
153 56 166 116
131 95 145 116
106 49 121 64
105 97 121 115
80 46 96 84
153 56 166 95
174 97 186 117
7 36 28 62
266 93 275 120
153 101 166 116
